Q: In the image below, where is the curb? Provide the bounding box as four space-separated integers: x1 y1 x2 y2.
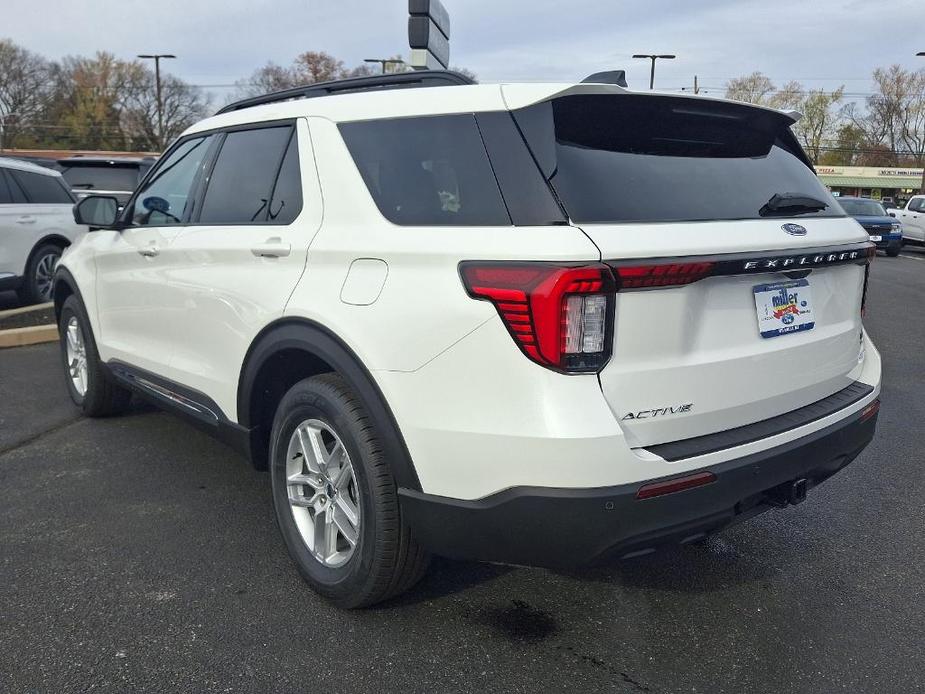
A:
0 324 59 349
0 301 53 319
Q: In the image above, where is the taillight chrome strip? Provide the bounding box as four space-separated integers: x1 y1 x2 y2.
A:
608 241 875 291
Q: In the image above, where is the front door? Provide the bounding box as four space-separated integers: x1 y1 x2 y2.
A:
94 135 217 376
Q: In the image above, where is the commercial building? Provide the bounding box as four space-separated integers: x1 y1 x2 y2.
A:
816 165 924 203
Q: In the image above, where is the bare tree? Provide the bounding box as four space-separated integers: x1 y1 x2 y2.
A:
724 72 777 106
121 69 210 150
0 39 54 148
847 65 925 166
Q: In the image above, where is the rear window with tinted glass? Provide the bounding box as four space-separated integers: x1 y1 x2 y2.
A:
61 165 139 193
9 170 74 204
339 114 510 226
838 199 886 216
513 94 843 224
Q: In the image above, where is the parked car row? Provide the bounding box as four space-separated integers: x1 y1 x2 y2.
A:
0 158 86 304
0 154 157 305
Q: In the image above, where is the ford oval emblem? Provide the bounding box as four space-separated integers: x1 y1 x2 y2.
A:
782 223 807 236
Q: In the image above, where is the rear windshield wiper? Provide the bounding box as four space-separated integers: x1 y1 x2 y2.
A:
760 192 828 217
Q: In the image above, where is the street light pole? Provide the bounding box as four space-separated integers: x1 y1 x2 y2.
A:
364 58 406 74
632 54 676 90
137 54 176 148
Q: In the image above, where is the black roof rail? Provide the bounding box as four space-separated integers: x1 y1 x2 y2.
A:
216 69 477 115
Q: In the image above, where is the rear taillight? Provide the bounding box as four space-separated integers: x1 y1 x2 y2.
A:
613 262 715 289
459 262 616 373
861 246 875 316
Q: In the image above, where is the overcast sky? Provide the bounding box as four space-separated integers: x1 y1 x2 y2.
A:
5 0 924 102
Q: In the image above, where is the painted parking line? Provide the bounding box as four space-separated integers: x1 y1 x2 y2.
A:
899 254 925 262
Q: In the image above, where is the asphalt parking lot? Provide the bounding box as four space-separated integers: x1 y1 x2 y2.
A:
1 249 924 694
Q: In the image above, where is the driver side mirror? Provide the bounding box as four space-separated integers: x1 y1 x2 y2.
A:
888 212 896 218
74 195 121 229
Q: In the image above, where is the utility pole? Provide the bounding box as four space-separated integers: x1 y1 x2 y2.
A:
137 54 176 149
919 52 925 192
632 54 676 90
364 58 405 74
694 75 699 94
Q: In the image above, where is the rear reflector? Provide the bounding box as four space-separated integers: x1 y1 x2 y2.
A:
859 399 880 422
635 471 717 500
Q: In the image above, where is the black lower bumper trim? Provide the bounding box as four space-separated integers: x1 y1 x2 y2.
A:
647 381 874 461
399 404 878 568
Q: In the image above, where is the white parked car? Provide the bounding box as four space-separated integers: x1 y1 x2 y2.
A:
0 158 85 304
887 195 925 244
54 71 882 608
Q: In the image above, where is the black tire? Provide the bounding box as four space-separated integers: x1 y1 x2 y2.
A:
18 243 63 305
269 373 430 608
886 243 901 257
58 295 132 417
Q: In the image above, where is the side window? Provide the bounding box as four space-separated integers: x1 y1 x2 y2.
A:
0 170 12 204
8 170 73 204
339 114 511 226
198 126 293 225
2 170 28 204
267 132 302 224
131 136 212 226
911 198 925 212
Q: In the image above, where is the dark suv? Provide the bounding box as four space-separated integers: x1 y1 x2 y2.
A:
57 156 157 204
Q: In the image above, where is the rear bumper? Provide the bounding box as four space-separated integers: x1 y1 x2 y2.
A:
870 233 902 248
399 403 879 568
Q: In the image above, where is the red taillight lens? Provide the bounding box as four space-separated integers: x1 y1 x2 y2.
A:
861 246 875 316
613 262 715 289
460 262 616 373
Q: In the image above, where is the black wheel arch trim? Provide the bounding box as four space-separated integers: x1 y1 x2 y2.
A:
52 266 87 321
238 318 423 491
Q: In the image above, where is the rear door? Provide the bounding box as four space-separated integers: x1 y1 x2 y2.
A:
511 92 871 448
0 168 30 279
163 119 321 413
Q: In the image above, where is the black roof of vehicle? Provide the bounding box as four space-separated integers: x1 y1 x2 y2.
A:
57 156 157 167
216 69 476 115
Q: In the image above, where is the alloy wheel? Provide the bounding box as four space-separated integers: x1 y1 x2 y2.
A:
64 316 88 396
286 419 361 568
35 252 60 302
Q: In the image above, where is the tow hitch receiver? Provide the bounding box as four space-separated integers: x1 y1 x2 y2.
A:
769 478 809 507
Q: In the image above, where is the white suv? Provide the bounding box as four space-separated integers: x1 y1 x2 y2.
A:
55 71 882 608
0 158 84 304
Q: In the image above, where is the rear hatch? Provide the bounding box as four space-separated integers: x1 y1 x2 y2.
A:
510 91 871 449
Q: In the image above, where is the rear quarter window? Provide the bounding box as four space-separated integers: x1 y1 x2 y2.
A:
339 114 511 226
9 170 74 204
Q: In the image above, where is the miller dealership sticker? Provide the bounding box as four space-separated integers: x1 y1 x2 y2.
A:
753 279 815 338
